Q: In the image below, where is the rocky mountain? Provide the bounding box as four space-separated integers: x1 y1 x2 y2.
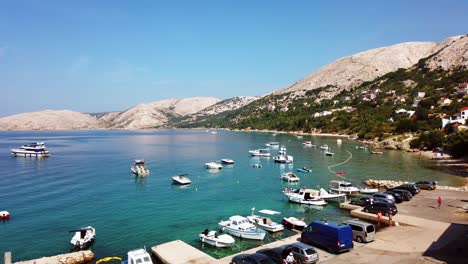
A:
424 35 468 71
100 97 221 129
0 110 102 130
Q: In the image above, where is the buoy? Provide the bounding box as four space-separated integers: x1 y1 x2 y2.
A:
0 211 10 220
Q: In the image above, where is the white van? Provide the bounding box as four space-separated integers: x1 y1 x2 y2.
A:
343 219 375 243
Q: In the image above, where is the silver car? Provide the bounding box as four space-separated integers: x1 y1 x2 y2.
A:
286 242 319 264
343 219 376 243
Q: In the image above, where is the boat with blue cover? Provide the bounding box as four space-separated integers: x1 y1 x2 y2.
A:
296 166 312 173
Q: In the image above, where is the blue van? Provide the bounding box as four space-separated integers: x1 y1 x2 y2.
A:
301 220 353 254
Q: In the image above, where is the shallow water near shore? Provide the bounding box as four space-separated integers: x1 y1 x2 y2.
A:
0 130 464 261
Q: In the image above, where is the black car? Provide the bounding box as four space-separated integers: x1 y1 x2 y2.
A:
387 188 412 200
414 181 437 190
395 184 420 195
363 202 398 216
231 253 275 264
350 196 374 206
257 247 289 263
384 191 404 203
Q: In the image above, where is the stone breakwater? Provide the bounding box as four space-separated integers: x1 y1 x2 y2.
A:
364 179 468 192
14 251 94 264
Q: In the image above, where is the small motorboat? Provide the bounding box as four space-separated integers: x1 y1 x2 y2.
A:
172 174 191 185
329 180 360 194
122 248 153 264
218 215 266 240
273 147 294 163
370 151 384 154
249 149 271 157
205 162 223 169
247 208 284 233
281 172 300 182
296 167 311 173
69 226 96 251
320 145 329 150
336 171 347 175
324 151 335 156
319 188 346 200
359 187 379 194
302 141 314 147
265 142 279 147
283 188 327 206
131 160 150 176
282 217 307 231
251 163 262 168
0 211 10 220
221 158 235 164
337 139 343 144
199 229 235 248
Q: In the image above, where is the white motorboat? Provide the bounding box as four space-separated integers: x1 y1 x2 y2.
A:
319 188 346 200
283 188 327 206
11 142 50 157
359 187 379 194
282 217 307 231
131 160 150 176
247 208 284 233
329 180 360 194
122 248 153 264
324 150 335 156
205 162 223 169
218 215 266 240
273 147 293 163
280 172 300 182
69 226 95 251
302 141 316 147
249 149 271 157
172 174 191 185
199 229 235 248
337 139 343 144
251 163 262 168
265 142 279 147
320 144 329 150
221 158 235 164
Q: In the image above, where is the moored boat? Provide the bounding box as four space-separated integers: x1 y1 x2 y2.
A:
205 162 223 169
122 248 153 264
329 180 360 194
273 147 293 163
247 208 284 233
320 144 329 150
172 174 191 185
281 172 300 182
296 166 312 173
199 229 235 248
69 226 96 251
265 142 279 147
218 215 266 240
131 160 149 176
221 158 235 164
359 187 379 194
249 149 271 157
283 188 327 206
337 139 343 144
11 142 49 157
0 211 10 220
282 217 306 231
319 188 346 200
324 150 335 156
251 163 262 168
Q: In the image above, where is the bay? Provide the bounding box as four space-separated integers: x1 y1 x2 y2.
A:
0 130 463 261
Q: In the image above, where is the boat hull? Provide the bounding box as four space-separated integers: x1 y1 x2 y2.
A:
11 150 49 157
282 218 306 231
218 225 266 240
199 233 235 247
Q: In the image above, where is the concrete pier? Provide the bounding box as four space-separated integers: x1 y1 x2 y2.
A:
151 240 216 264
4 252 11 264
14 251 94 264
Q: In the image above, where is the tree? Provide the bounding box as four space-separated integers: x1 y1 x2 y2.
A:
446 130 468 158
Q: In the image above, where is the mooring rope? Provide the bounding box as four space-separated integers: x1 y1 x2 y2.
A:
328 150 353 179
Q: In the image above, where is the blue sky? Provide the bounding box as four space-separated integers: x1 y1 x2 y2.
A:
0 0 467 117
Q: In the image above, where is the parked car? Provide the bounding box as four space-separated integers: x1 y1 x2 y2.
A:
301 220 353 254
395 184 420 195
231 253 275 264
372 193 396 204
384 191 404 203
350 196 374 206
343 219 376 243
256 247 288 263
387 188 412 200
363 202 398 216
284 242 319 264
414 181 437 190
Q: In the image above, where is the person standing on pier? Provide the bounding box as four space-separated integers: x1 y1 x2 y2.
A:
437 196 442 209
377 211 382 230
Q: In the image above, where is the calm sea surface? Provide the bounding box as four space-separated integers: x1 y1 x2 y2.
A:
0 130 464 261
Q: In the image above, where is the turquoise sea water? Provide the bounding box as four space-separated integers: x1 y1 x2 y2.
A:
0 130 464 262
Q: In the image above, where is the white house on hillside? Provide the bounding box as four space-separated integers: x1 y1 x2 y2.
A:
441 106 468 128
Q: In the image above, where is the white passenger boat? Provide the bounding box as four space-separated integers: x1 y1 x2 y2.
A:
249 149 271 157
199 229 235 248
265 142 279 147
221 158 235 164
247 208 284 233
273 147 293 163
172 174 191 185
205 162 223 169
131 160 150 176
218 215 266 240
11 142 50 157
281 172 300 182
69 226 95 251
283 188 327 206
329 180 360 194
122 248 153 264
282 217 307 231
